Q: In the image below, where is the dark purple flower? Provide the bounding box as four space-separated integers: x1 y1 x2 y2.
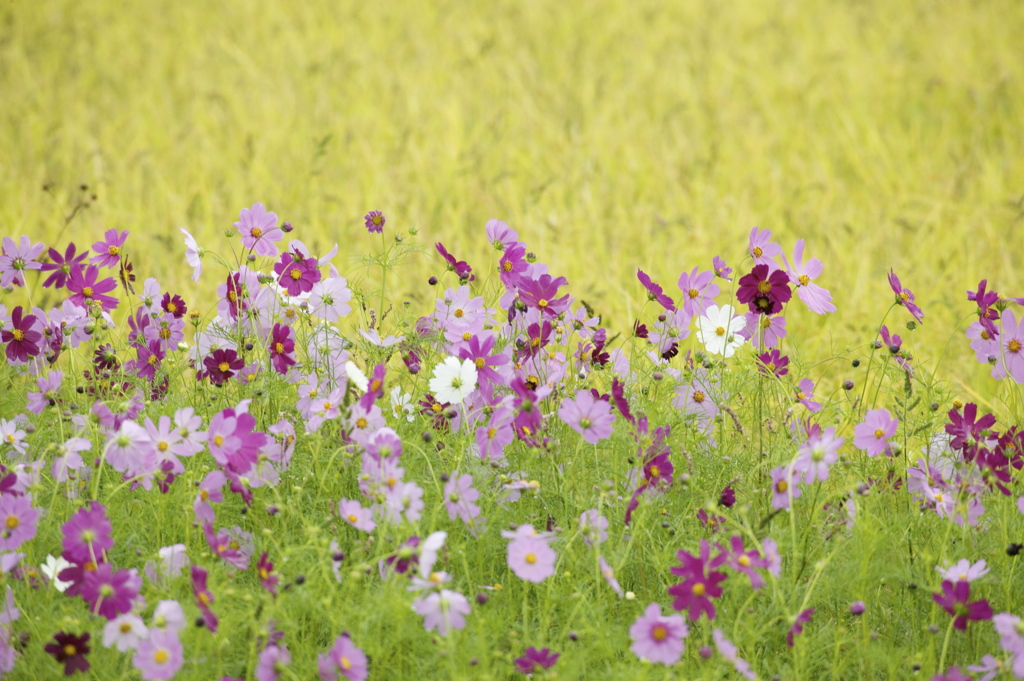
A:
67 264 119 311
161 292 188 318
364 210 386 234
888 269 925 323
40 243 88 289
203 348 244 386
637 269 676 311
945 403 996 458
514 647 559 674
736 264 792 315
45 631 91 675
268 324 296 375
93 344 119 370
2 306 42 363
385 536 420 575
719 486 736 508
932 580 992 630
787 608 814 646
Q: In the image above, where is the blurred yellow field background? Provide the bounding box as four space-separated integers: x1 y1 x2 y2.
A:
3 0 1023 395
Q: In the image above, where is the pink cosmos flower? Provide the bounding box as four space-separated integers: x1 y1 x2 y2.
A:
476 405 515 463
938 559 989 583
629 602 688 665
794 377 822 412
412 589 471 636
854 408 898 457
514 647 559 674
338 498 376 533
793 425 843 483
0 493 38 552
888 269 925 324
191 566 218 632
741 311 787 349
787 608 814 646
713 629 756 679
133 629 184 680
317 633 368 681
599 556 624 597
61 501 114 565
505 525 556 583
558 390 615 445
90 229 129 269
81 564 141 620
748 227 783 270
67 264 119 311
579 510 609 546
235 203 282 257
770 465 801 510
720 536 769 590
27 369 62 415
667 540 728 621
0 235 45 287
486 218 519 250
102 613 147 652
273 251 321 296
783 239 836 314
998 308 1024 383
677 267 720 318
444 471 482 526
364 210 385 234
309 277 353 321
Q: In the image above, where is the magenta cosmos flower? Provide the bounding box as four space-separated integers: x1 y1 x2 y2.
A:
517 274 570 317
40 243 88 289
558 390 615 445
235 203 282 257
268 324 296 375
629 602 688 665
514 647 559 674
854 408 898 457
933 580 992 630
317 633 368 681
191 566 218 632
667 540 728 621
364 210 385 234
787 608 814 646
505 525 556 583
2 306 42 363
637 269 676 311
770 465 802 510
273 251 321 296
90 229 129 269
81 563 141 620
61 501 114 565
67 264 119 311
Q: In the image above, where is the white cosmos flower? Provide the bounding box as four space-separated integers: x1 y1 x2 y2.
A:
428 357 478 405
390 386 415 422
696 304 746 357
41 554 73 592
345 360 369 392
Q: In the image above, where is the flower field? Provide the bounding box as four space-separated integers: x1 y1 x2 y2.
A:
2 1 1024 680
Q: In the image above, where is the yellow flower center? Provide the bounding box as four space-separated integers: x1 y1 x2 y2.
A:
322 402 333 411
64 644 77 656
757 280 772 295
198 592 210 605
347 514 358 523
83 286 94 298
752 246 763 257
776 480 788 493
275 342 285 354
693 391 705 403
454 308 464 318
5 516 18 530
259 568 270 580
200 490 209 501
148 355 158 365
691 582 705 596
167 302 177 313
462 332 472 341
687 288 699 299
154 649 169 664
157 442 168 452
899 291 909 302
538 299 549 308
356 417 368 429
715 326 726 336
251 227 263 238
341 657 352 671
475 357 486 369
525 553 537 564
160 327 171 339
649 466 660 478
11 329 24 341
431 403 443 413
652 625 668 641
228 290 237 302
1010 340 1022 353
738 555 750 567
503 261 513 272
218 362 230 373
487 427 497 439
120 622 132 634
370 379 382 392
214 435 224 447
766 362 776 372
290 268 302 281
798 274 810 286
874 428 884 439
